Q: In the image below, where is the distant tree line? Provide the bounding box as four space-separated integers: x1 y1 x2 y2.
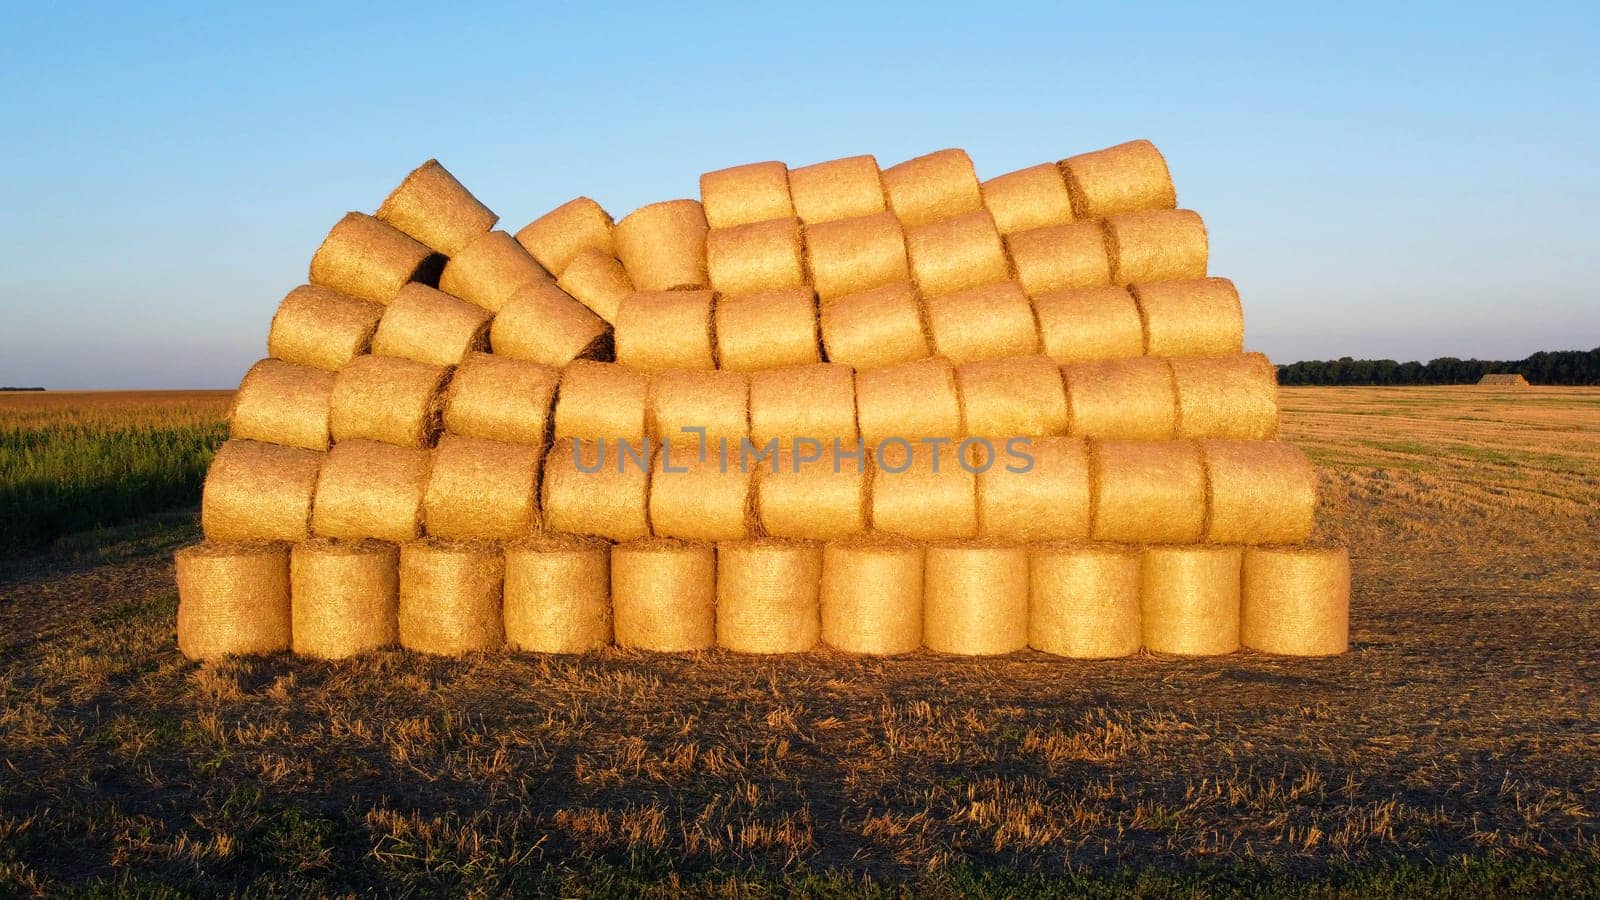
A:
1276 347 1600 386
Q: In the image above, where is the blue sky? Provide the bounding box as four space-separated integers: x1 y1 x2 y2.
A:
1 2 1595 388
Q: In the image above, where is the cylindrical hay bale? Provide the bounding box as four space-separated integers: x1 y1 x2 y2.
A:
503 535 613 653
788 154 884 224
1092 441 1206 544
1241 547 1350 656
717 540 823 653
613 199 709 292
855 357 960 445
443 352 559 446
649 446 753 542
267 284 384 371
1141 546 1242 656
229 358 334 451
714 288 821 371
1105 209 1208 285
309 212 440 305
870 441 976 540
1005 223 1113 296
614 290 715 371
398 539 505 656
438 230 547 313
700 161 795 229
371 283 492 367
820 539 923 655
424 435 541 539
491 279 609 368
328 354 449 448
557 248 633 325
376 159 498 256
805 212 909 301
977 437 1091 542
176 542 292 660
1033 286 1145 363
956 355 1069 439
1202 441 1317 545
610 540 716 652
748 363 858 447
289 540 399 660
756 449 868 540
1028 545 1142 658
881 149 982 229
1131 278 1244 358
1063 358 1177 440
1170 353 1280 440
925 281 1040 366
542 438 651 541
1060 140 1177 219
924 543 1029 656
818 282 929 370
201 440 321 543
515 197 615 276
651 368 748 448
310 440 429 542
706 218 806 296
981 163 1075 235
553 360 649 442
905 209 1009 298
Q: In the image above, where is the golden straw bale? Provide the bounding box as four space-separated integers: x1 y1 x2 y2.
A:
1028 544 1142 658
819 538 924 655
818 282 929 370
788 154 884 224
176 542 291 660
924 542 1029 655
870 441 976 540
1032 286 1144 363
610 539 716 652
375 159 497 256
1092 440 1206 544
755 449 869 540
649 444 754 542
229 358 334 451
924 281 1039 365
748 363 858 447
717 539 823 653
309 212 440 305
289 540 399 659
557 248 633 325
553 360 649 442
424 435 541 539
514 197 614 276
614 199 710 291
1105 209 1208 284
439 230 548 313
1063 357 1177 440
956 355 1069 439
650 368 748 448
1241 547 1350 656
503 535 613 653
201 440 321 543
1005 222 1113 296
442 352 559 445
614 290 716 371
706 217 806 295
1130 278 1244 357
329 354 449 448
714 288 821 371
700 161 795 229
905 209 1009 298
805 212 909 301
881 148 982 228
371 283 491 367
398 539 505 655
1060 139 1177 219
977 437 1091 542
542 438 651 541
267 284 383 371
1141 546 1242 656
1202 440 1317 545
1170 353 1280 440
490 279 610 368
981 163 1074 235
855 357 960 445
310 440 429 542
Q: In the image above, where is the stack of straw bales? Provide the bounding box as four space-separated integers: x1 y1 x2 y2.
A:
177 142 1350 662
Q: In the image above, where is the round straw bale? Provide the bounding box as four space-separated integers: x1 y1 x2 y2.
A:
1092 440 1206 544
1241 546 1350 656
503 535 612 653
610 539 716 652
706 217 806 296
1202 440 1317 545
924 281 1039 365
438 230 547 313
398 539 505 656
818 282 929 370
855 357 960 446
267 284 383 371
553 360 649 442
1063 357 1178 440
371 283 491 367
201 440 321 543
819 538 923 655
424 434 541 539
614 290 715 371
980 163 1074 235
1130 278 1243 358
714 288 820 371
442 352 559 445
515 197 615 276
716 539 823 653
329 354 449 448
1060 139 1177 219
1170 353 1280 440
748 363 858 447
557 248 632 325
977 437 1091 542
1105 209 1208 284
614 199 709 291
1141 546 1242 656
229 358 334 451
1005 222 1113 296
650 368 748 448
700 161 795 229
376 159 498 256
905 209 1009 298
310 439 429 542
881 148 982 229
1033 286 1144 363
491 279 610 368
649 445 753 542
755 449 869 540
788 154 884 224
805 212 909 301
542 438 651 541
956 355 1069 439
1028 544 1141 658
309 212 441 305
289 539 399 659
176 542 291 660
870 441 976 540
924 542 1029 656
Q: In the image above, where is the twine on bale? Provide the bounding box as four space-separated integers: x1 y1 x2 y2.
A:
924 281 1039 365
1140 546 1242 656
648 443 754 542
805 212 909 301
542 438 650 541
309 212 441 305
905 209 1010 298
371 283 492 367
289 539 399 660
1130 278 1244 358
980 163 1075 235
1092 440 1206 544
748 363 858 447
881 148 983 228
375 159 497 256
956 355 1069 439
650 368 748 448
423 434 541 539
176 542 292 661
229 358 334 451
716 539 824 654
491 278 610 368
923 542 1029 656
503 535 612 654
788 155 884 224
1063 357 1178 440
1028 544 1142 658
310 440 429 542
818 282 929 370
439 230 548 313
1033 286 1145 364
267 284 384 371
515 197 615 276
755 449 869 540
557 248 633 325
977 437 1091 542
700 161 795 229
329 354 449 448
614 290 716 371
714 288 821 371
1005 222 1113 296
1060 140 1177 219
552 360 648 442
614 199 710 291
855 357 961 446
442 352 559 446
819 537 924 655
1202 440 1317 545
706 217 806 296
610 539 716 652
1241 546 1350 656
398 539 505 656
201 440 321 543
1170 353 1280 440
1105 209 1208 285
871 441 976 541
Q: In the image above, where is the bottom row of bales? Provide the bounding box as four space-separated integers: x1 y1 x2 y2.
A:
176 538 1350 662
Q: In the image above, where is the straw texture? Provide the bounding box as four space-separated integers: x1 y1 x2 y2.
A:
818 282 929 370
201 440 321 543
819 538 924 655
980 163 1074 235
614 290 716 371
309 212 440 305
439 230 547 313
1105 209 1208 284
398 540 505 655
376 159 497 256
229 358 334 451
371 283 491 367
756 449 869 540
1060 140 1177 219
650 368 748 447
1005 222 1113 296
714 288 821 371
1131 278 1244 358
805 212 909 301
706 217 806 295
329 354 449 448
424 434 541 539
905 209 1009 297
442 352 559 445
176 542 292 660
1063 357 1178 440
748 363 858 446
716 539 823 653
614 199 710 291
871 441 977 540
289 540 399 659
1092 440 1206 544
977 437 1091 542
881 149 982 228
490 278 610 368
924 281 1038 365
267 284 384 371
553 360 649 442
1241 547 1350 656
310 440 429 542
956 355 1069 439
503 535 613 653
1033 286 1145 363
855 357 961 445
649 446 753 542
1170 353 1280 440
1140 546 1242 656
923 542 1029 656
542 439 651 541
788 155 884 224
1202 440 1317 545
1028 544 1142 658
557 248 633 324
610 540 716 652
700 161 794 229
515 197 614 276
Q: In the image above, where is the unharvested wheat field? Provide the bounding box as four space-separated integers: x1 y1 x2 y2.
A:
1 387 1597 895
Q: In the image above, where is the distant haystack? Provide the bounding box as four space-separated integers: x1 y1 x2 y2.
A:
1478 373 1529 386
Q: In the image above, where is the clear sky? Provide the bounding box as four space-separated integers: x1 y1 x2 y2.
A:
1 2 1595 389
